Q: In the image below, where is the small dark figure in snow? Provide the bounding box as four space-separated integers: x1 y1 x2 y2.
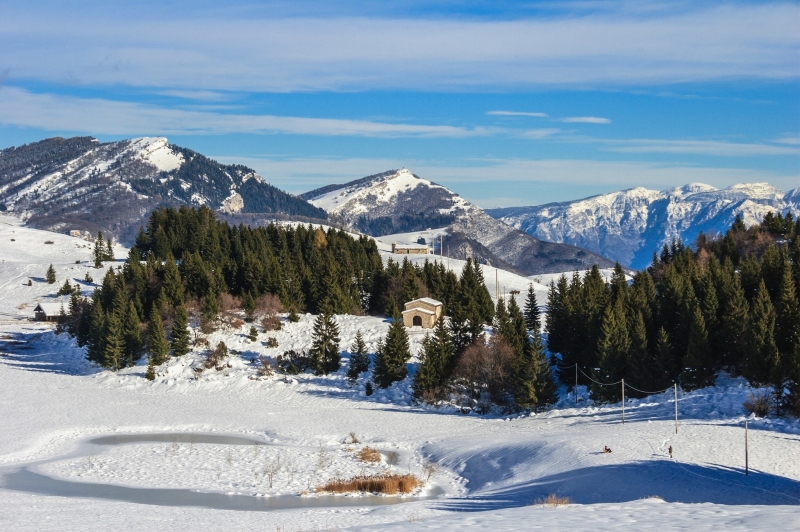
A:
668 446 673 458
603 446 612 454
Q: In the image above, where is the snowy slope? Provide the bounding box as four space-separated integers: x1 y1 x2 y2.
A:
489 182 800 270
305 169 615 275
0 222 799 531
0 136 326 244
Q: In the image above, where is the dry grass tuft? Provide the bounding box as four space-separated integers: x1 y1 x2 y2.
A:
743 391 773 418
356 446 382 463
533 494 572 507
317 474 422 495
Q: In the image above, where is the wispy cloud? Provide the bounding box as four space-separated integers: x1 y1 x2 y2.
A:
561 116 611 124
522 129 561 139
0 87 496 138
2 3 798 90
157 90 232 102
487 111 548 117
608 139 800 156
773 136 800 145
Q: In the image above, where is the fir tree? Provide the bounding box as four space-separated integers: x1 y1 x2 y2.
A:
171 305 191 357
681 304 714 391
309 307 341 375
147 307 169 366
123 300 142 365
743 280 780 387
161 256 184 307
145 357 156 381
94 232 105 268
626 310 651 396
775 262 800 360
248 325 258 342
653 327 674 390
105 237 115 262
46 264 56 284
523 283 541 333
373 311 411 388
411 316 454 400
346 330 370 384
103 311 125 371
592 300 630 402
86 298 106 364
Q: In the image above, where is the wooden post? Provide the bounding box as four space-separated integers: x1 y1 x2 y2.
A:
575 365 578 405
621 379 625 424
496 268 498 300
745 419 749 476
674 383 679 434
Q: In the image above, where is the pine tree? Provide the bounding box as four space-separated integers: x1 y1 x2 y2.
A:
94 232 105 268
373 311 411 388
171 305 191 357
346 330 370 384
46 264 56 284
123 300 142 365
681 304 714 391
411 316 453 400
105 237 115 262
103 311 125 371
86 298 106 363
523 284 540 333
147 307 169 366
309 308 341 375
744 280 780 387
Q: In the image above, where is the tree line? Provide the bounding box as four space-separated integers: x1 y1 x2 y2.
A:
546 212 800 415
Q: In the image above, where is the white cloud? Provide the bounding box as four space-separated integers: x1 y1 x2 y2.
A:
487 111 548 117
773 136 800 145
0 87 494 138
607 139 800 156
522 129 561 139
1 3 798 90
561 116 611 124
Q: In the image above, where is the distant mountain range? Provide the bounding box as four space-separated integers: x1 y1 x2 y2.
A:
0 136 326 242
488 183 800 270
302 169 614 275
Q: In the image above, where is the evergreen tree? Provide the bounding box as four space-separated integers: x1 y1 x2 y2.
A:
94 232 105 268
411 316 454 400
591 300 630 402
309 307 341 375
171 305 191 357
105 237 115 262
523 284 541 333
653 327 674 390
123 300 142 365
775 262 800 360
744 280 780 387
145 356 156 381
626 310 651 396
346 330 370 384
103 311 125 371
46 264 56 284
373 311 411 388
147 307 169 366
86 298 106 364
161 256 184 307
248 325 258 342
493 297 514 348
681 304 714 391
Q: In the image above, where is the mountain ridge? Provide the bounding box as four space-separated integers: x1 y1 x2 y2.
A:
488 182 800 269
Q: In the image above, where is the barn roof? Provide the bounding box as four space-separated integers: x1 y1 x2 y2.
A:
34 302 68 316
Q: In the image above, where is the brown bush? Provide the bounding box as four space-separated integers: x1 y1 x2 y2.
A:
317 474 422 495
533 494 572 507
256 294 284 331
452 335 515 408
743 390 774 417
204 341 228 370
356 447 381 463
257 356 274 377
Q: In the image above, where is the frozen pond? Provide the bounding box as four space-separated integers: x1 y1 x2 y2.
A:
2 433 443 511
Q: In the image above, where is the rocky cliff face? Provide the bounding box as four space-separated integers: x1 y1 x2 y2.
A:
303 169 614 275
488 183 800 269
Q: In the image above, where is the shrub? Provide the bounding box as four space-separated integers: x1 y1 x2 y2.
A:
365 382 373 396
276 350 312 374
316 474 421 495
451 335 515 412
743 390 774 417
256 294 284 331
204 341 228 370
266 337 279 348
257 356 274 377
533 494 572 507
356 447 381 463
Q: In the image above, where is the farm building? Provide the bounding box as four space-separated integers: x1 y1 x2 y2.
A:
391 243 430 255
401 297 443 328
33 302 68 322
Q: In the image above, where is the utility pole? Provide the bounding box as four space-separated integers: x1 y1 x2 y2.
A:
575 365 578 405
745 419 749 476
496 268 498 300
621 379 625 424
674 383 679 434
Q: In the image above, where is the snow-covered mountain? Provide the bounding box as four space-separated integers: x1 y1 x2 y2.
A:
0 136 326 243
302 169 614 275
487 183 800 270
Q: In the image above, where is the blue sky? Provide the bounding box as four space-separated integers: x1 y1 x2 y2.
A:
0 0 798 206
